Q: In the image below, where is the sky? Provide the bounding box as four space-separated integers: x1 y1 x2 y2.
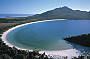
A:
0 0 90 14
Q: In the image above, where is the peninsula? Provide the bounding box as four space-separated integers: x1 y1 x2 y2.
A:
64 34 90 47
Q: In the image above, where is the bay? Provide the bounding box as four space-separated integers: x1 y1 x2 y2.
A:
6 20 90 55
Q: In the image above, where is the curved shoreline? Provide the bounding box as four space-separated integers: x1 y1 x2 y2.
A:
1 19 81 57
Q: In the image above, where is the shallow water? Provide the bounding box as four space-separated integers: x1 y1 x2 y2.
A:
6 20 90 54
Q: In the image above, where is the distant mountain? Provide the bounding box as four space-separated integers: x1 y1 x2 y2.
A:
28 6 90 20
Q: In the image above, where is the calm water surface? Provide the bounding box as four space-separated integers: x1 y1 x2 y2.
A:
7 20 90 54
0 14 33 18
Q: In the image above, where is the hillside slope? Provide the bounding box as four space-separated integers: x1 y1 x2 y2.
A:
28 6 90 20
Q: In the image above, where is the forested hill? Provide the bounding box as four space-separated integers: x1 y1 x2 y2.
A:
28 6 90 20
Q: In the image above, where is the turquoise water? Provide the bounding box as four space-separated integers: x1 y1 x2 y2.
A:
6 20 90 53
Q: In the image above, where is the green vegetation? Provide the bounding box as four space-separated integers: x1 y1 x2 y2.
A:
28 6 90 20
0 17 42 23
64 34 90 47
0 23 20 34
0 18 30 23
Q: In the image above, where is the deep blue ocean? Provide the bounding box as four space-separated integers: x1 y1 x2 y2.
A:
6 20 90 55
0 14 34 18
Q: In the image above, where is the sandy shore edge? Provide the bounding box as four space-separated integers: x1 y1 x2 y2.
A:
1 19 81 56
